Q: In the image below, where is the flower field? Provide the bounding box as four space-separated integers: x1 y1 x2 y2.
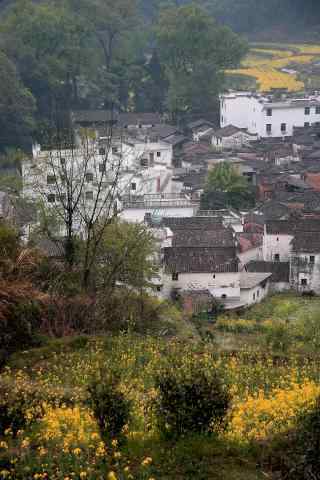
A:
1 292 320 480
227 42 320 92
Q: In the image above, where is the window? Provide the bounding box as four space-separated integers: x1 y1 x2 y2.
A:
112 147 118 154
85 172 94 183
266 124 272 134
315 122 320 126
131 182 136 191
221 294 227 299
253 293 256 301
281 123 287 133
99 147 106 155
257 290 260 298
140 158 148 167
156 285 162 292
266 108 272 116
99 163 105 173
85 191 93 200
316 106 320 114
274 254 280 262
157 151 161 157
47 175 55 185
58 193 66 202
304 122 310 127
60 174 66 184
172 272 179 281
305 107 310 115
47 194 55 203
276 237 279 242
60 157 66 166
213 274 216 279
310 255 315 264
301 278 308 286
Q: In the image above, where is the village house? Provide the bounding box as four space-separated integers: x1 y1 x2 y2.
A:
220 91 320 138
290 232 320 294
211 125 258 150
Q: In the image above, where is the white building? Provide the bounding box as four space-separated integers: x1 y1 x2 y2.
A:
220 91 320 138
211 125 258 150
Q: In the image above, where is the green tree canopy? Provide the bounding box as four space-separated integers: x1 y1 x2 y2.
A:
155 3 247 118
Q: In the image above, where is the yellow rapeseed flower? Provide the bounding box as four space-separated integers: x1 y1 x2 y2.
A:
107 472 117 480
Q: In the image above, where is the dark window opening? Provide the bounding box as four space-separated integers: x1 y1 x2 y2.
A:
85 172 94 182
266 108 272 116
157 151 161 157
47 194 55 203
301 278 308 286
131 182 136 191
221 294 227 299
99 147 106 155
112 147 118 154
281 123 287 133
274 254 280 262
99 163 106 173
304 122 310 127
60 157 66 165
47 175 55 185
156 285 162 292
85 191 93 200
140 158 148 167
316 106 320 114
305 107 310 115
172 272 179 281
310 255 315 264
266 124 272 134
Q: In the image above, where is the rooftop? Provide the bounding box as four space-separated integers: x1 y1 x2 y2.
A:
246 261 290 283
240 272 272 289
164 246 238 274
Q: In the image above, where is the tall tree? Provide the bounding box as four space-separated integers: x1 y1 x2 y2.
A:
156 4 247 120
0 52 35 150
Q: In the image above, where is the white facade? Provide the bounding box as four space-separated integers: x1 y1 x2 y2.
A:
212 131 258 150
290 252 320 294
263 232 294 262
220 92 320 138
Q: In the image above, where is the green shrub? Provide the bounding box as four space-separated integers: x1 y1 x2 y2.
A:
87 373 131 443
153 359 230 438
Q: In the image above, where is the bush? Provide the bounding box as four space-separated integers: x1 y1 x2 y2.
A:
153 358 230 438
87 373 131 443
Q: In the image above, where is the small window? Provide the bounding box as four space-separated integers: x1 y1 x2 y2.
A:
266 124 272 134
99 147 106 156
266 108 272 116
85 191 93 200
310 255 315 264
131 182 136 191
85 172 94 183
213 274 216 279
60 157 66 166
157 151 161 157
257 290 260 298
172 272 179 281
138 124 142 129
305 107 310 115
221 294 227 299
281 123 287 133
112 147 118 154
316 106 320 114
156 285 162 292
99 163 106 173
47 193 55 203
315 122 320 126
60 174 67 184
47 175 55 185
304 122 310 127
253 293 256 301
301 278 308 286
276 237 279 242
274 254 280 262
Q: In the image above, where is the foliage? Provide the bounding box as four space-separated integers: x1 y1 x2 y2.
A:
156 4 247 118
153 355 230 438
87 373 131 443
203 162 255 210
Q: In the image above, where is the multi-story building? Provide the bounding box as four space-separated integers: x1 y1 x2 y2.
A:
220 91 320 138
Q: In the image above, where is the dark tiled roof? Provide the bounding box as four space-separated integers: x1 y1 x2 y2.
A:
266 218 320 234
163 134 188 146
163 216 224 231
188 119 214 130
172 228 235 248
164 246 238 273
214 125 242 138
37 239 65 258
291 232 320 253
246 261 289 283
72 110 115 124
145 124 179 139
118 112 161 127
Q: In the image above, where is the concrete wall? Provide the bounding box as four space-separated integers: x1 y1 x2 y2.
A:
290 252 320 294
263 233 294 262
240 281 270 306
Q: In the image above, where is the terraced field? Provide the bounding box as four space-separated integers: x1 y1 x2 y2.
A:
227 43 320 92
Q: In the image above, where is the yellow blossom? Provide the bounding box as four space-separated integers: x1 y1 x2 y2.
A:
141 457 153 466
107 472 117 480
